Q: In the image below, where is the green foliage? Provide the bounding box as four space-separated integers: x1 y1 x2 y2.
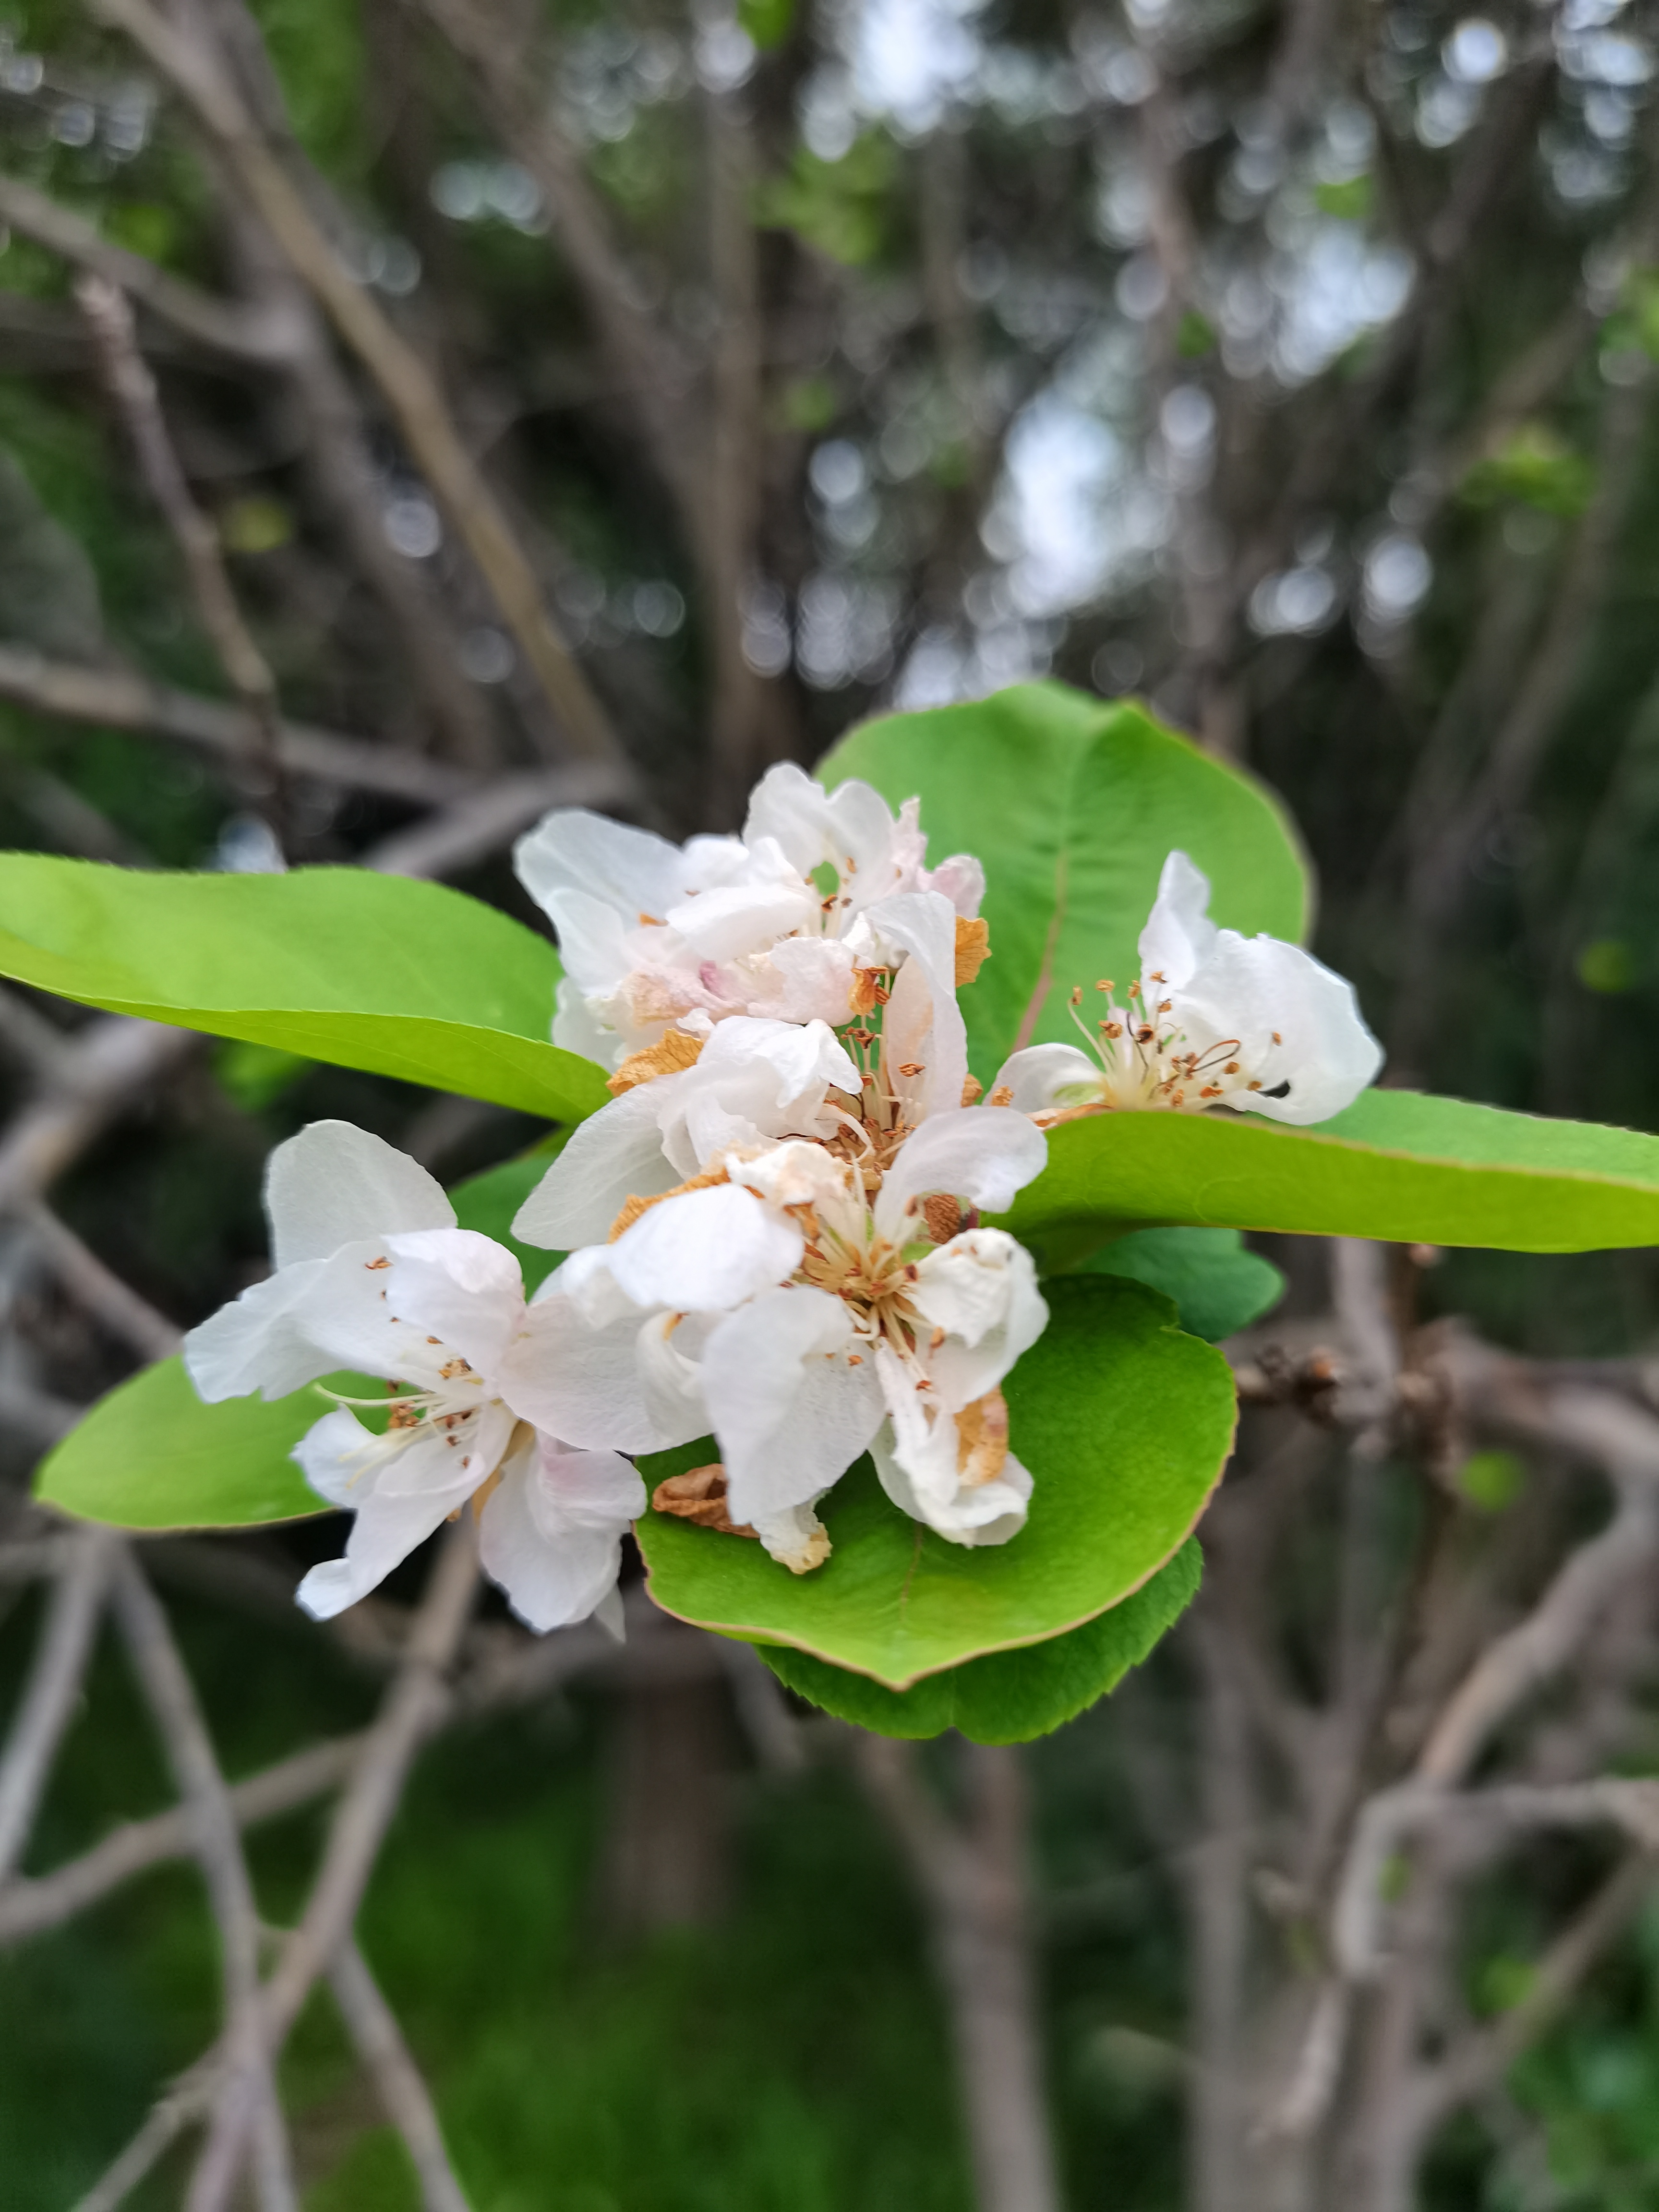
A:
0 1594 970 2211
1461 423 1595 517
1076 1226 1286 1341
35 1354 335 1529
759 1541 1202 1743
0 857 608 1119
1004 1088 1659 1261
1456 1449 1526 1513
1314 174 1373 220
213 1038 313 1112
757 135 896 268
32 1153 565 1530
1577 937 1638 994
738 0 796 48
635 1279 1236 1699
820 684 1309 1080
244 0 368 180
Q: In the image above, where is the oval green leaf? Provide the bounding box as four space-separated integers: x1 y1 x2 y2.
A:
758 1539 1202 1743
1005 1089 1659 1257
33 1152 564 1531
0 856 608 1120
35 1353 337 1528
818 683 1309 1079
634 1276 1238 1690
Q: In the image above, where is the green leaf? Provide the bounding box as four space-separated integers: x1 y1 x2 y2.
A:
737 0 794 47
1004 1089 1659 1257
758 1540 1201 1743
35 1354 336 1528
0 856 608 1120
1078 1226 1285 1342
35 1151 567 1531
818 683 1309 1082
635 1277 1236 1690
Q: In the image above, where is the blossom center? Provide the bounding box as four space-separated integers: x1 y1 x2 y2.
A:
1035 977 1286 1117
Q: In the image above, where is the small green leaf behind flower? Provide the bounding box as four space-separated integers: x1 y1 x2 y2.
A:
1077 1226 1286 1342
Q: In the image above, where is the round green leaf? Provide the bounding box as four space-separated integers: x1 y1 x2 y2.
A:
35 1355 339 1529
759 1539 1202 1743
818 684 1309 1080
0 856 608 1120
635 1277 1237 1690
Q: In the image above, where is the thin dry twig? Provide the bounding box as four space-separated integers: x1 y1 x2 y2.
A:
89 0 624 769
857 1738 1060 2212
112 1554 296 2212
0 171 303 364
0 1733 364 1946
0 642 480 806
20 1202 181 1361
76 274 288 829
328 1940 472 2212
185 1520 480 2210
0 1526 121 1883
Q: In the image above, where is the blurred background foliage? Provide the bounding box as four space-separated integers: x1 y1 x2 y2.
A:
5 0 1659 2203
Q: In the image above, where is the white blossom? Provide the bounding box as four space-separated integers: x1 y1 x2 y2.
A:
514 762 985 1070
512 883 975 1250
993 850 1382 1127
183 1121 644 1632
500 1109 1049 1565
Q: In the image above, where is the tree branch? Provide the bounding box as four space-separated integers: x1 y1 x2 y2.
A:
89 0 626 769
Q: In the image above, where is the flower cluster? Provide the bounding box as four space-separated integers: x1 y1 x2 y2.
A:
184 771 1382 1632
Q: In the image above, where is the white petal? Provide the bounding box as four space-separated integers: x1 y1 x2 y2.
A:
750 1501 832 1574
1138 850 1218 991
744 763 898 893
701 1287 882 1523
513 806 701 932
924 852 985 919
1188 934 1383 1125
861 890 967 1123
663 873 818 966
989 1043 1100 1114
292 1414 481 1619
745 936 858 1025
872 1420 1032 1547
478 1431 643 1633
496 1284 669 1453
274 1243 464 1393
693 1015 861 1111
376 1397 518 1498
552 974 625 1067
184 1253 344 1403
874 1108 1048 1241
379 1229 524 1375
265 1122 453 1272
909 1231 1049 1410
606 1182 803 1313
635 1309 716 1447
534 886 635 1000
729 1138 857 1215
512 1083 679 1248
